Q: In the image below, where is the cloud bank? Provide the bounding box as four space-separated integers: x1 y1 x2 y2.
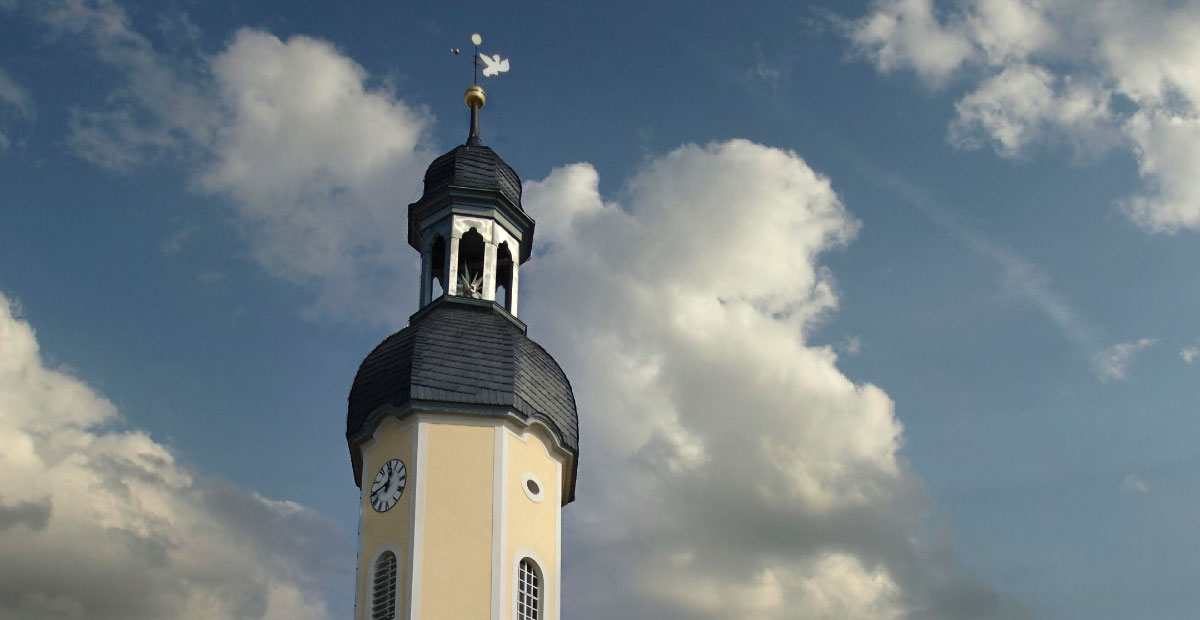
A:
848 0 1200 233
522 144 1025 619
0 292 345 620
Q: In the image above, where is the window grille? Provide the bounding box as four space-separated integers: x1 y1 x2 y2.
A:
372 551 398 620
517 558 540 620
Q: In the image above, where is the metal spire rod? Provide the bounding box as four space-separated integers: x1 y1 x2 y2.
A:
454 33 509 146
471 33 482 85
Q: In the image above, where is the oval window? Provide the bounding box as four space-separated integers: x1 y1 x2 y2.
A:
521 472 545 503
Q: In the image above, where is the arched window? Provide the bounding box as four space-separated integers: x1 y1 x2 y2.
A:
430 235 447 299
516 558 541 620
496 241 514 311
371 551 398 620
457 229 485 298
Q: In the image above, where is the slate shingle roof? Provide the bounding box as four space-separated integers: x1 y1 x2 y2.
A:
422 143 523 209
347 296 578 472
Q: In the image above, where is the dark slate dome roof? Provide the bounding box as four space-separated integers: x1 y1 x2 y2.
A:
347 297 578 458
421 142 523 209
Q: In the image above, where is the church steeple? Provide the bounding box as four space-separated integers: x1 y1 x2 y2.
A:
348 43 577 620
408 83 534 315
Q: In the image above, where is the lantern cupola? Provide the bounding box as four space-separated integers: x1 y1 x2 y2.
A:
408 85 533 315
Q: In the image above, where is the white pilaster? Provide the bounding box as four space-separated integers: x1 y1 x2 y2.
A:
419 248 432 307
446 237 460 297
482 241 498 302
508 263 519 316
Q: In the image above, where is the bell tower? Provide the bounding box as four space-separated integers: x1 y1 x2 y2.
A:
412 83 532 315
346 75 578 620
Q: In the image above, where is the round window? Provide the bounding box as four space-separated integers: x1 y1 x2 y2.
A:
521 472 545 503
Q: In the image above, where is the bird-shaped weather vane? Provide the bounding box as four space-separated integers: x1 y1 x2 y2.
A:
451 33 510 85
451 34 509 146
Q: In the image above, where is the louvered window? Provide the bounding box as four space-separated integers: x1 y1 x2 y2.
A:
372 551 398 620
517 558 540 620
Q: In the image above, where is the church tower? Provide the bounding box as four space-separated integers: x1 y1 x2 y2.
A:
346 81 579 620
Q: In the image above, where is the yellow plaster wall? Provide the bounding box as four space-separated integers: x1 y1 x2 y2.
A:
357 418 415 620
356 415 568 620
420 422 495 619
504 428 562 620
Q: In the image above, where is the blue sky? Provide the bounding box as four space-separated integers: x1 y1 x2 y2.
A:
2 1 1199 618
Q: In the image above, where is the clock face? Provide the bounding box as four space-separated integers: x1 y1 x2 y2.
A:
370 459 407 513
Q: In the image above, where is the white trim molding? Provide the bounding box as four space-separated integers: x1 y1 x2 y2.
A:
356 471 367 619
554 458 562 620
491 424 508 620
408 420 429 620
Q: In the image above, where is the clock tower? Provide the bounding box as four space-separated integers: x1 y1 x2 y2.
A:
346 83 579 620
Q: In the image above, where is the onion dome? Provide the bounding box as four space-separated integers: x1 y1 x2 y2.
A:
346 297 579 500
421 141 522 211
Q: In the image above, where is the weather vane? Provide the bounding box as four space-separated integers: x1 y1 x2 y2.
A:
451 33 510 85
451 34 508 146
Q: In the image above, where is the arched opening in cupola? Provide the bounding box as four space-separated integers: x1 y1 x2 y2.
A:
429 235 447 299
496 242 514 311
457 229 485 298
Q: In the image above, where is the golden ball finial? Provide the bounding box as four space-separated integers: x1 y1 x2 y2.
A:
464 84 486 109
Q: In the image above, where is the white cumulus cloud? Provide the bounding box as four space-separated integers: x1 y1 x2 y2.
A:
0 68 33 151
523 142 1024 618
848 0 973 85
38 1 434 323
847 0 1200 233
199 29 435 321
41 0 217 170
0 291 344 619
1121 474 1148 493
1092 338 1157 382
0 69 31 114
949 63 1113 157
